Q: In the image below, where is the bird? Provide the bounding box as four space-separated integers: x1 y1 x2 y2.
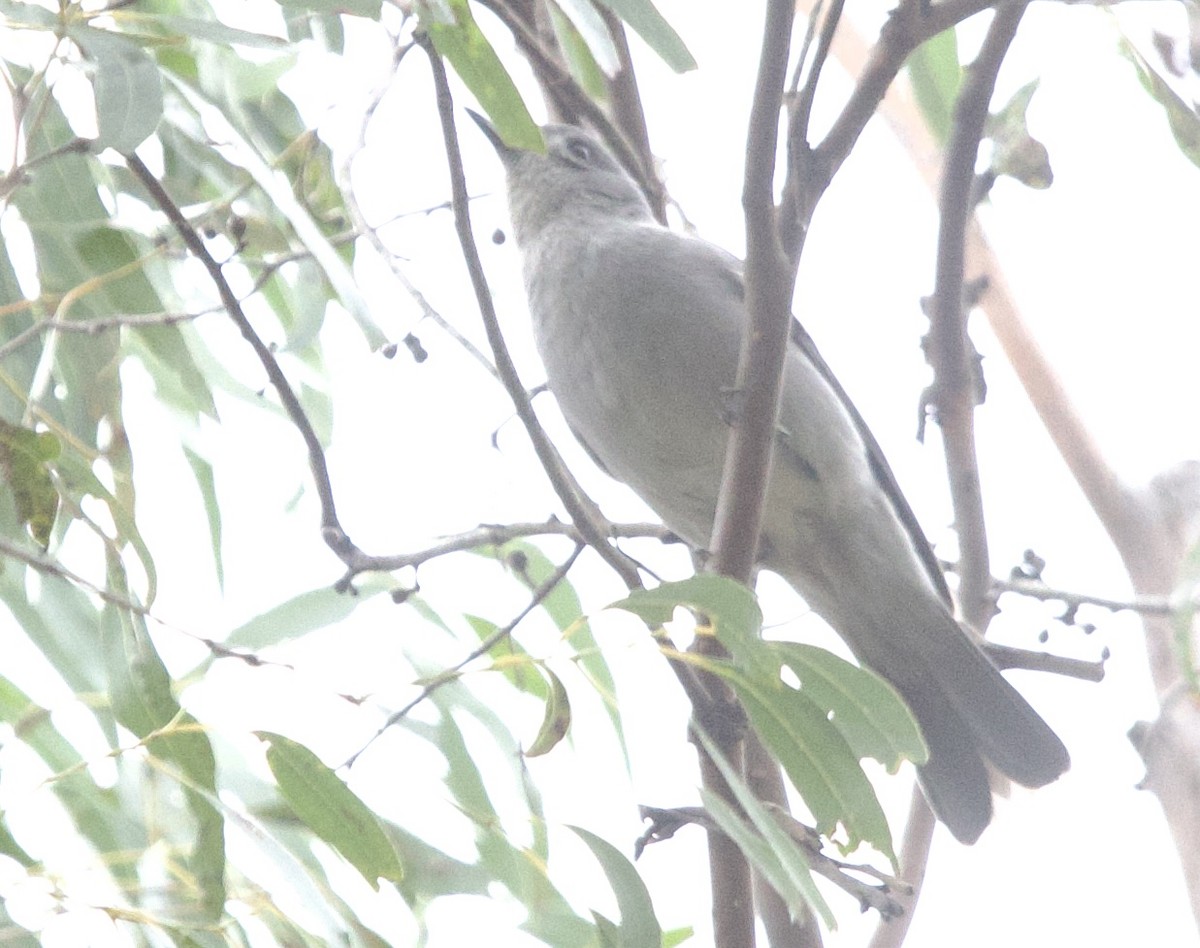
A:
469 113 1068 843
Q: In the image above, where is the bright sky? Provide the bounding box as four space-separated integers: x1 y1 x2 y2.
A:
2 0 1199 945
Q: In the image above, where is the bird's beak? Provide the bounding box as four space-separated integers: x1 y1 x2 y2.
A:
466 109 518 166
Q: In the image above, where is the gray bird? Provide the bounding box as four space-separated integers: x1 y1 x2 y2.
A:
470 114 1068 843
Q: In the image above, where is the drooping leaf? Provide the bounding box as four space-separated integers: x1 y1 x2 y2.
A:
101 565 225 920
591 0 696 73
1118 35 1200 169
273 0 381 18
477 541 629 769
182 447 224 590
258 731 404 890
464 612 549 700
548 3 611 99
0 418 60 548
525 666 571 757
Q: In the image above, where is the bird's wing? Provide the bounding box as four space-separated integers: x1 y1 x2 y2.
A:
786 318 954 606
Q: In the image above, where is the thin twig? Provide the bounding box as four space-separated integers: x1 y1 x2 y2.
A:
124 153 362 562
993 575 1178 617
421 37 643 590
984 642 1105 682
334 35 501 385
343 543 584 768
637 804 907 920
0 309 215 363
595 5 668 222
0 535 152 616
808 0 996 204
334 518 675 581
871 6 1029 943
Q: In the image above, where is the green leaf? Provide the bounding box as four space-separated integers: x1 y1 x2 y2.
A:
907 27 961 145
569 826 661 947
0 813 35 868
0 671 143 889
662 926 695 947
693 729 834 929
609 574 762 652
274 0 381 17
551 0 620 75
182 447 223 590
548 3 610 100
167 74 389 350
420 0 543 153
0 418 60 548
101 568 225 920
770 643 927 770
0 0 57 28
51 448 158 606
472 826 593 946
591 0 695 73
225 578 391 650
128 323 219 420
70 26 164 152
986 79 1053 190
464 613 549 700
1118 35 1200 169
258 731 404 890
693 654 894 861
525 666 571 757
146 14 290 49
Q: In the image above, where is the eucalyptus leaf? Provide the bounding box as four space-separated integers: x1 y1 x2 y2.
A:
420 0 542 152
569 826 661 947
70 26 164 152
525 666 571 757
592 0 696 73
906 27 961 145
0 418 59 548
258 731 403 889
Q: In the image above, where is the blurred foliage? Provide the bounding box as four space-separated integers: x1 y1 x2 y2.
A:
0 0 1195 944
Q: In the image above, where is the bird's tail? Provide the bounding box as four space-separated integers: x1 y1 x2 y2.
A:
775 546 1069 843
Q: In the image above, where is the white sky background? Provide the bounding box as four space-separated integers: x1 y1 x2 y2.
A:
3 0 1200 945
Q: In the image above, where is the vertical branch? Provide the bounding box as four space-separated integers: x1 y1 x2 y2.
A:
698 3 798 946
927 0 1028 629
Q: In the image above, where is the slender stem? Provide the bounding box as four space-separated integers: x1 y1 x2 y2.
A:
124 153 361 560
422 40 643 590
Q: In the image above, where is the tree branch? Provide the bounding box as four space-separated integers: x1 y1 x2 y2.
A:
124 152 363 563
699 3 800 945
927 0 1029 628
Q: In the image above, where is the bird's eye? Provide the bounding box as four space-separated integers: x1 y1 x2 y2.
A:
565 138 592 164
